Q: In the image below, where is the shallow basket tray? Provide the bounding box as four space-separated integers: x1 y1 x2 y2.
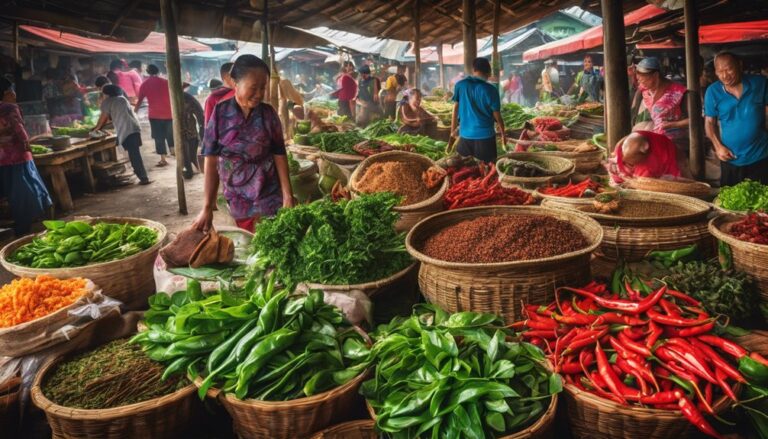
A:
309 420 377 439
623 177 714 200
497 152 575 188
709 213 768 303
31 355 198 439
0 216 167 310
319 150 366 166
297 262 417 298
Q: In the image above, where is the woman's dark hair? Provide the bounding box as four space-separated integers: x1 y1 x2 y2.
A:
0 77 13 95
102 84 122 97
109 59 124 71
395 73 407 87
146 64 160 75
220 62 234 77
94 76 110 88
473 57 491 76
229 55 270 82
128 60 142 70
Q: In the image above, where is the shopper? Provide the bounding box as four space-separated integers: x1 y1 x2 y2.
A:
607 131 681 185
398 88 437 136
92 85 150 185
450 57 507 163
355 65 380 127
503 71 523 104
382 65 406 118
108 59 141 105
0 78 53 235
540 59 560 100
705 52 768 186
193 55 294 233
204 62 235 124
333 61 357 120
135 64 173 167
182 83 206 178
571 55 602 102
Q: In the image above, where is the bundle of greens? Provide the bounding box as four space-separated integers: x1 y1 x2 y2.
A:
362 118 399 138
31 144 52 155
307 131 367 154
718 179 768 212
9 220 158 268
375 133 448 161
132 278 369 401
287 152 301 174
501 103 534 130
362 305 560 438
52 123 95 138
251 193 411 286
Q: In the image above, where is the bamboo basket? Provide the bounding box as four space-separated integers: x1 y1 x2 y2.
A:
309 420 377 439
198 371 368 439
564 383 732 439
297 262 418 298
623 177 714 200
710 213 768 303
507 139 605 173
497 153 575 188
406 206 603 323
31 356 198 439
349 151 448 232
288 144 321 161
319 150 365 166
0 216 167 310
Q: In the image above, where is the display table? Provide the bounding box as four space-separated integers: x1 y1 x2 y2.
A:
33 136 119 212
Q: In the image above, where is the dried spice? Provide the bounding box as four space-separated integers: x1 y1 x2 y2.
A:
421 214 589 263
43 338 187 409
580 200 689 218
356 160 434 205
0 276 87 328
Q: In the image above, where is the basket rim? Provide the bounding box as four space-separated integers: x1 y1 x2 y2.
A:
30 352 196 420
349 150 448 212
496 153 576 184
405 205 603 269
0 216 167 275
319 150 365 164
709 212 768 251
300 261 417 290
310 419 376 438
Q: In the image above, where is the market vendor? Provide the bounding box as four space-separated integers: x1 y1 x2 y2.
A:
204 62 235 125
607 131 681 185
355 65 381 127
0 78 52 235
450 57 507 163
193 55 294 233
398 88 437 137
569 55 602 102
704 52 768 186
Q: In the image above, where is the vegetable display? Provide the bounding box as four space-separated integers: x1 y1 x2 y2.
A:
251 193 412 286
538 178 604 198
500 103 534 130
718 179 768 212
287 152 300 175
31 144 52 155
52 122 95 138
375 134 447 161
9 220 158 268
307 131 367 155
361 119 399 138
362 305 561 439
421 100 452 126
132 278 369 401
443 163 535 209
516 281 768 438
43 338 187 409
0 275 88 328
352 140 395 157
497 158 556 177
728 212 768 245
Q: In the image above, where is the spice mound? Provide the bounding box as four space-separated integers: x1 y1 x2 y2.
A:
0 275 87 328
580 199 689 218
356 160 435 205
421 214 589 263
728 212 768 245
43 338 187 410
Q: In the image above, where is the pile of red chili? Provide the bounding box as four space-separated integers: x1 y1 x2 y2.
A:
515 281 768 438
728 212 768 245
539 178 603 198
531 117 568 142
443 163 535 209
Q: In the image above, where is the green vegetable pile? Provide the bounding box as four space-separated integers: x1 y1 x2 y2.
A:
132 277 369 401
10 220 158 268
30 144 52 155
52 125 95 137
362 305 561 438
306 98 339 112
362 118 399 138
501 103 534 130
375 133 448 161
287 152 300 175
718 179 768 212
252 193 412 287
421 100 453 126
307 131 367 154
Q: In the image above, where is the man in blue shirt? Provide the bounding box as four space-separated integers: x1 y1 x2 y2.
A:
704 52 768 186
450 58 506 163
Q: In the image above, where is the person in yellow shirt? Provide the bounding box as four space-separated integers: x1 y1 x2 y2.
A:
382 65 406 119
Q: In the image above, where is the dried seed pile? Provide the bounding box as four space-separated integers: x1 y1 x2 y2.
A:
356 161 433 206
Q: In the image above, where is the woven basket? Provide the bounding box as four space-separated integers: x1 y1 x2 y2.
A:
508 139 604 173
200 371 368 439
0 216 167 310
497 153 575 188
406 206 602 323
31 356 198 439
623 177 714 200
565 383 731 439
710 213 768 303
309 420 377 439
349 151 448 232
319 150 365 166
298 262 417 298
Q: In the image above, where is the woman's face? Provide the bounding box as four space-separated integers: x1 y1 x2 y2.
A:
234 68 269 110
636 71 660 91
409 93 422 107
2 89 16 104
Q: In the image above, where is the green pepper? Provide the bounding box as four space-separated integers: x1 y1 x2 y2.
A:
234 328 299 399
740 356 768 385
186 279 204 302
206 319 258 374
161 332 230 360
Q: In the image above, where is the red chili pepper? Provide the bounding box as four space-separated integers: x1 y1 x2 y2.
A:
639 390 682 405
678 396 723 439
521 330 558 340
595 312 647 326
665 289 701 306
714 367 738 402
688 338 745 384
618 331 652 358
697 335 748 359
616 356 649 396
658 344 718 385
610 337 660 393
562 285 666 315
554 312 599 325
563 327 609 355
624 280 641 301
525 318 559 330
621 326 646 341
595 342 629 405
647 308 712 327
554 328 579 367
751 352 768 367
659 298 683 316
647 321 663 349
664 321 715 338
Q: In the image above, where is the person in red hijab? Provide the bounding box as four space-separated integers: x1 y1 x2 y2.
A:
608 131 681 185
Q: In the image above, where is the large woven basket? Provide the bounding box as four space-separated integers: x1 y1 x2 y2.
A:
298 262 417 299
710 213 768 303
0 216 167 310
565 383 732 439
623 177 714 200
406 206 603 323
31 356 198 439
309 420 377 439
497 153 575 188
349 151 448 232
508 139 604 173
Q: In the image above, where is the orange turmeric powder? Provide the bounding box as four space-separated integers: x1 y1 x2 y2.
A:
0 276 88 328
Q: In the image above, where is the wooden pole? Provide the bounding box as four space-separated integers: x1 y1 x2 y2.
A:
13 21 20 63
492 0 501 81
159 0 187 214
261 0 269 62
462 0 477 75
684 0 704 180
601 0 631 152
437 42 445 89
413 0 421 90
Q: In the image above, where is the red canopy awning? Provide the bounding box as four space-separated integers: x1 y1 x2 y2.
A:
21 25 210 54
523 5 667 62
637 20 768 49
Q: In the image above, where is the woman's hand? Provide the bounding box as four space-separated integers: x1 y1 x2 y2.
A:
192 208 214 232
282 193 296 209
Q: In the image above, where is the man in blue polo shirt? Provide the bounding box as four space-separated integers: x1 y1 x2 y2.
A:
704 52 768 186
450 58 507 163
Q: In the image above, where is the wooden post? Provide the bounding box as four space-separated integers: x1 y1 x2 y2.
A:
159 0 188 215
437 42 445 89
13 21 20 63
601 0 631 152
685 0 704 180
492 0 501 81
462 0 477 75
413 0 421 90
261 0 269 62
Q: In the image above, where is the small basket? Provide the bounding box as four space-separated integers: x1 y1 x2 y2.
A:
709 213 768 304
298 262 417 299
309 420 377 439
623 177 714 200
497 153 575 188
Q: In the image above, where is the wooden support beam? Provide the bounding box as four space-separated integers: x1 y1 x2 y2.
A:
108 0 142 36
414 0 421 91
261 0 269 63
492 0 501 80
159 0 188 215
13 21 20 63
437 42 445 89
483 0 517 16
601 0 631 153
462 0 477 75
684 0 704 180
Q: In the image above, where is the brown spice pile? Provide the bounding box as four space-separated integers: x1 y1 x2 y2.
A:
356 161 433 206
582 200 689 218
421 214 589 263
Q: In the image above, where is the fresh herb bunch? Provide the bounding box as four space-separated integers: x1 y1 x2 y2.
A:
374 133 448 161
307 130 367 154
362 118 399 138
251 193 411 286
664 260 759 323
10 220 157 268
500 103 534 130
362 305 561 439
718 179 768 212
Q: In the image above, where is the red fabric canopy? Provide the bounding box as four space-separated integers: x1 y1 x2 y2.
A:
637 20 768 49
21 25 210 54
523 5 667 62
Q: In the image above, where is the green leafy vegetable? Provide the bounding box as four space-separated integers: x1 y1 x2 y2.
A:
362 119 399 138
500 103 534 130
307 131 367 154
375 133 448 161
718 179 768 212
